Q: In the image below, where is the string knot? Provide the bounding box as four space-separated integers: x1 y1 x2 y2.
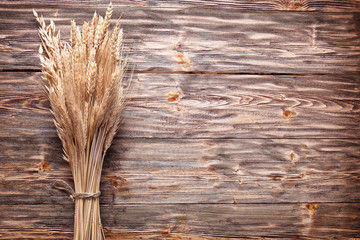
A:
72 192 101 199
51 180 101 201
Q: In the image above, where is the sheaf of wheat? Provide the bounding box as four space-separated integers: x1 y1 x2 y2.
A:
34 3 127 239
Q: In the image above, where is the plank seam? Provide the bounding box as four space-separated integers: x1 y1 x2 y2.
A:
1 69 360 77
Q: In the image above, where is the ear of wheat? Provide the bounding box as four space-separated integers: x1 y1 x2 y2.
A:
34 3 127 239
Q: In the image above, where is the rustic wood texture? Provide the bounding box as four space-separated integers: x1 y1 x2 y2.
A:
0 0 359 239
1 0 360 12
0 6 360 73
1 72 359 138
1 203 359 239
1 138 360 204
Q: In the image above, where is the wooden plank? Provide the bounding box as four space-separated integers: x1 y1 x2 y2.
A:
1 137 359 204
1 72 359 138
0 203 359 239
0 7 359 73
1 0 359 12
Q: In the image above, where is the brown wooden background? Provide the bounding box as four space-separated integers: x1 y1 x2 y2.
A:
1 0 360 239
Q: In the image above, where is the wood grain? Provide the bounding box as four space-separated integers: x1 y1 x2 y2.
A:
1 0 359 12
1 137 359 204
0 7 359 73
0 203 359 239
1 72 359 139
1 1 359 239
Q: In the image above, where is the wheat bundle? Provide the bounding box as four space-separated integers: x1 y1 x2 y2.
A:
34 4 127 239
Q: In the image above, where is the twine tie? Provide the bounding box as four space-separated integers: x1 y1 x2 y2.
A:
52 180 101 201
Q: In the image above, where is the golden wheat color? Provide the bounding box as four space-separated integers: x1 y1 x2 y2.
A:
34 3 127 239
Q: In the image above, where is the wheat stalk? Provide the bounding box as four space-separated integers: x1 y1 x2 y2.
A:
34 3 127 239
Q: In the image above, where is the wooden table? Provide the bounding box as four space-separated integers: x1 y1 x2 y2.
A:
1 1 359 239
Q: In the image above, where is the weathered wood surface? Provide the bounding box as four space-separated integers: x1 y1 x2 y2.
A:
2 0 360 12
1 138 360 204
1 7 360 73
1 203 359 239
1 0 359 239
1 72 359 138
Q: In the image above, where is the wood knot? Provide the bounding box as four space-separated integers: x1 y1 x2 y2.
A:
274 0 310 11
290 152 296 161
37 159 52 173
175 52 192 71
306 203 318 218
110 175 132 199
282 109 295 119
167 92 180 102
111 175 127 188
289 151 298 163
